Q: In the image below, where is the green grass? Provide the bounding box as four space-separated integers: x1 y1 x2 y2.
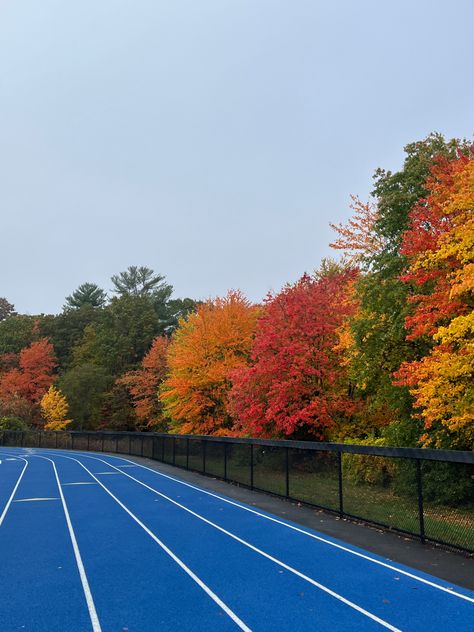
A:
193 456 474 552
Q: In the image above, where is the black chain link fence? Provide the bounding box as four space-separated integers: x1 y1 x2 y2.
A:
1 429 472 554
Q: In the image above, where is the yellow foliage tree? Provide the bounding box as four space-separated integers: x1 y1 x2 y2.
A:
40 385 72 431
395 156 474 448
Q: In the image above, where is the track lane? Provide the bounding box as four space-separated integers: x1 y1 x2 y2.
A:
45 449 474 632
44 450 402 631
91 451 474 600
36 452 250 632
0 453 94 632
69 455 474 630
0 454 28 527
4 448 473 631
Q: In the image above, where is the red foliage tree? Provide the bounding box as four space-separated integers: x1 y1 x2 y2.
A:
229 270 359 439
119 336 170 430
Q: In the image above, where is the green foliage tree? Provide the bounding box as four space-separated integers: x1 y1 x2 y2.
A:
71 296 162 374
111 266 172 299
109 265 195 335
0 298 16 321
40 305 105 368
58 364 113 430
0 315 39 355
64 283 107 310
0 416 29 430
157 297 198 334
99 382 137 431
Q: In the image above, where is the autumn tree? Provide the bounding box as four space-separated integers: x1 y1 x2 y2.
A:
119 336 169 430
40 385 72 430
329 195 383 264
0 338 57 425
160 291 259 434
0 338 56 403
394 151 474 448
229 268 359 439
332 134 468 436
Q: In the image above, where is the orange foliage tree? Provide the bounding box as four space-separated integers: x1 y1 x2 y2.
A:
329 195 384 264
119 336 170 430
160 291 260 435
0 338 57 425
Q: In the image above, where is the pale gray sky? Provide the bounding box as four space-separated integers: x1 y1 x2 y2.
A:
1 0 473 314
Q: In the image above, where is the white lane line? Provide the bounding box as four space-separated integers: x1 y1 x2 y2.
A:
55 452 400 632
87 451 474 604
0 456 28 527
43 453 251 632
63 482 98 486
94 471 121 475
30 447 474 604
26 455 102 632
14 497 59 502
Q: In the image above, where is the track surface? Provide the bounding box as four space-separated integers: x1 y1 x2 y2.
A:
0 447 472 631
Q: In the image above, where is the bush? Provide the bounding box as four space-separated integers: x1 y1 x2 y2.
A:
0 416 29 431
342 436 396 486
421 461 474 507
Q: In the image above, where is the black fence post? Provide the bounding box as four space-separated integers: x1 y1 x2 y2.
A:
285 447 290 498
186 438 190 470
161 437 165 462
416 459 426 544
101 433 105 452
55 432 58 449
203 440 207 473
21 431 25 448
250 443 254 490
141 435 144 457
128 434 131 455
172 436 176 465
115 435 119 454
338 451 344 518
224 442 228 481
38 431 42 448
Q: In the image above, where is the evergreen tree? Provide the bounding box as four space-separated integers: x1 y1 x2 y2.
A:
65 282 107 309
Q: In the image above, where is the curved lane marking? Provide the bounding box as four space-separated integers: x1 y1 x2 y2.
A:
45 450 401 632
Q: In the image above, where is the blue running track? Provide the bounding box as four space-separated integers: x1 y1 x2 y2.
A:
0 447 472 631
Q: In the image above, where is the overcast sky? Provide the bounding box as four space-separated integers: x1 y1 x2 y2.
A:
1 0 473 314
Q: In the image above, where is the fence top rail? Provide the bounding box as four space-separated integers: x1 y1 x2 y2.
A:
2 429 473 464
152 433 474 463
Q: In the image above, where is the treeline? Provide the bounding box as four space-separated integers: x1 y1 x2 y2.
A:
1 133 473 451
0 267 196 431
